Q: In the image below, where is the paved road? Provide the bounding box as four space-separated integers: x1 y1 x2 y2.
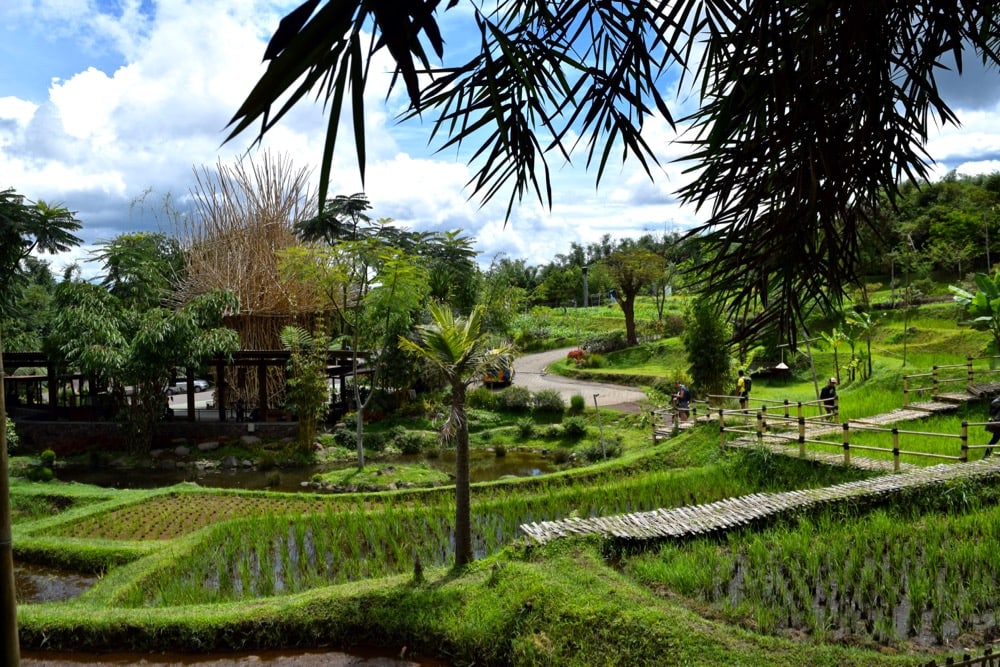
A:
508 347 648 413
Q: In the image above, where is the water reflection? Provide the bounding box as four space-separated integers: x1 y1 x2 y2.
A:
55 449 559 493
14 561 99 603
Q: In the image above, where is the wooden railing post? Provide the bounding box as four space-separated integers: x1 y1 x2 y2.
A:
967 356 974 389
718 409 726 450
756 412 764 447
842 422 850 467
893 428 900 472
903 375 909 406
799 415 806 458
961 421 968 463
783 399 790 420
932 365 939 399
760 405 768 433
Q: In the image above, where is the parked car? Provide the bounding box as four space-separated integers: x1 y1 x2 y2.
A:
164 378 211 395
482 352 515 387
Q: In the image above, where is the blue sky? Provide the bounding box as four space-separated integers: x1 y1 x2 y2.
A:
3 1 1000 280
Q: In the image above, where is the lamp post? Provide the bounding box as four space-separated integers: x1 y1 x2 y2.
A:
581 266 589 308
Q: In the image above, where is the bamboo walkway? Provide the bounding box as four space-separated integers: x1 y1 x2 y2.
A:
520 457 1000 545
520 391 999 545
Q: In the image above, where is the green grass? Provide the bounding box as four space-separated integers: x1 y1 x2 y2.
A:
10 299 1000 666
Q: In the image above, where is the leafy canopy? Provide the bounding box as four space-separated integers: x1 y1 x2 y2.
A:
227 1 1000 345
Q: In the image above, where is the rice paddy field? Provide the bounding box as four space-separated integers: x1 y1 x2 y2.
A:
9 298 1000 666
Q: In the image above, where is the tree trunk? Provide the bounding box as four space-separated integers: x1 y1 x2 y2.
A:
621 297 638 346
0 331 21 666
452 383 472 567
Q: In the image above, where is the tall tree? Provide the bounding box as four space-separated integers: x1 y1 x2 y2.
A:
280 241 429 468
0 188 82 666
91 232 185 310
603 246 666 346
227 1 1000 346
681 296 732 398
398 303 508 567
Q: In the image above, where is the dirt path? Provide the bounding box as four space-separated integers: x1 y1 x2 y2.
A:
510 347 649 413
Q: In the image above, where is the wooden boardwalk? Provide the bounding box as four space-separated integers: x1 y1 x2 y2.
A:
520 391 999 546
520 457 1000 545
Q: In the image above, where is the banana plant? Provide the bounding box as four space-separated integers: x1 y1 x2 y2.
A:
950 270 1000 360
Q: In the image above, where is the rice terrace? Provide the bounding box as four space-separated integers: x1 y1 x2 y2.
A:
5 287 1000 666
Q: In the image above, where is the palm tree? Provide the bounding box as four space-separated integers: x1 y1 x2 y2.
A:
398 303 508 567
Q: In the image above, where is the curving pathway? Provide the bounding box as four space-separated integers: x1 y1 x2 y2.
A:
510 347 649 412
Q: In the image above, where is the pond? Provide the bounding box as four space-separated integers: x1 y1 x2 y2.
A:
15 561 99 604
53 449 560 492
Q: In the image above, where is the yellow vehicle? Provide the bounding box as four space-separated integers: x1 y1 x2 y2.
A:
482 352 515 387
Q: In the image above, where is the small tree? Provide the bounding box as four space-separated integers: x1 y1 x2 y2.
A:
398 303 508 567
603 246 666 345
681 296 732 397
280 326 331 452
281 240 429 468
844 309 882 380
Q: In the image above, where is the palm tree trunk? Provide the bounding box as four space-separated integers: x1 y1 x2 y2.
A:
452 384 473 567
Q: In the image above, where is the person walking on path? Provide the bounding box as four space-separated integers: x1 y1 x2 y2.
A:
672 381 691 422
737 369 750 411
819 377 838 420
984 394 1000 458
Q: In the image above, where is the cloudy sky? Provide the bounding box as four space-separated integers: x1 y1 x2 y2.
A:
3 1 1000 279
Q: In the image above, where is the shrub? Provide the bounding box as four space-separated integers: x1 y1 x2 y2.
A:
5 416 18 453
580 435 623 462
494 444 507 457
333 427 355 449
582 330 627 354
550 448 572 464
561 416 588 440
25 466 54 482
398 432 426 455
39 449 56 467
497 386 533 413
533 389 565 415
577 352 606 369
365 431 388 452
543 425 561 439
467 386 499 410
517 418 535 439
569 394 586 413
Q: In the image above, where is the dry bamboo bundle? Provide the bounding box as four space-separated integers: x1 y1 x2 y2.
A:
171 150 327 405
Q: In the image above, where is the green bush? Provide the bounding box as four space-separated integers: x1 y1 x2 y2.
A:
494 444 507 457
397 432 426 455
517 417 535 439
582 330 627 354
497 386 533 413
39 449 56 466
543 425 561 439
467 386 499 410
533 389 565 415
580 435 623 462
550 448 572 464
569 394 586 413
4 416 17 453
25 465 54 482
562 416 588 440
365 431 388 452
333 427 355 449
